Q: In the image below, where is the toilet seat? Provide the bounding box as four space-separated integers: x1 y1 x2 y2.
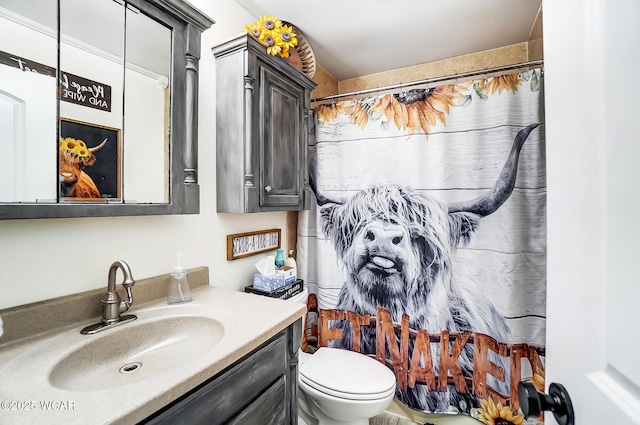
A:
299 347 396 401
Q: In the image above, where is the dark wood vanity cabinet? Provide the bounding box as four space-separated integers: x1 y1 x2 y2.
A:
213 34 317 213
140 319 301 425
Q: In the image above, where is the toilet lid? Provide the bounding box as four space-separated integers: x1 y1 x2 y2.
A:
299 347 396 399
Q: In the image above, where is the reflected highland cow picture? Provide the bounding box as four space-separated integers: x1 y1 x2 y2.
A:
58 119 121 201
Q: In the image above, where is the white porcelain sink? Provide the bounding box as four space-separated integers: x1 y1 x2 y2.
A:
49 315 224 391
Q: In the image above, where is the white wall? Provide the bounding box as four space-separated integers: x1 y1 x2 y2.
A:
0 0 288 310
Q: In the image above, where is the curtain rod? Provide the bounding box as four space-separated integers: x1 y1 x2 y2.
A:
311 59 544 103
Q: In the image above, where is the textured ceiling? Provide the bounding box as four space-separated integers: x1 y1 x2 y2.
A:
237 0 542 81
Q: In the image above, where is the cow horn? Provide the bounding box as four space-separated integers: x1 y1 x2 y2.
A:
448 123 539 217
309 172 347 206
89 138 108 153
308 158 353 207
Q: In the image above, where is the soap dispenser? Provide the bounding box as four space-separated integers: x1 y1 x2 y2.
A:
168 253 192 304
285 250 297 269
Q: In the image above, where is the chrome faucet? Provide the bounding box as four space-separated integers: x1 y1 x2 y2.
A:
81 260 137 334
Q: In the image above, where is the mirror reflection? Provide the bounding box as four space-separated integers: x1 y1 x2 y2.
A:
0 0 57 202
123 3 171 203
0 0 171 204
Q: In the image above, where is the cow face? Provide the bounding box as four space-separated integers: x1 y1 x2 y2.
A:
323 185 475 309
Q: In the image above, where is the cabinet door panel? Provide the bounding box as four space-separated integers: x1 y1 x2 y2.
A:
141 334 286 425
259 64 304 208
227 376 286 425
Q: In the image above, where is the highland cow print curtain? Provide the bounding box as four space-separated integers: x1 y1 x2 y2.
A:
298 69 546 424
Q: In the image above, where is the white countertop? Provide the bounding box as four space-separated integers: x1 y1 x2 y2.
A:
0 286 306 425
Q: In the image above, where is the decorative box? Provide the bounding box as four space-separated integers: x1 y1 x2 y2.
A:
245 279 304 300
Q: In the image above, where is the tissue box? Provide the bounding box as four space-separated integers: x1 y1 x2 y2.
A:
279 266 296 283
252 266 296 291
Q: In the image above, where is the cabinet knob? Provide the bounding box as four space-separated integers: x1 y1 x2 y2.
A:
264 185 272 193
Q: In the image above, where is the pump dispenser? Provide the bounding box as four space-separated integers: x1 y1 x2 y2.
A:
168 253 192 304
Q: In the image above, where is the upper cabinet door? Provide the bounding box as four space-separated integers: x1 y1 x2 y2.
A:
259 64 304 209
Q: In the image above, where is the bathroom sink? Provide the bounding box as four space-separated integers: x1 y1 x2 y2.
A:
48 315 225 391
0 285 306 425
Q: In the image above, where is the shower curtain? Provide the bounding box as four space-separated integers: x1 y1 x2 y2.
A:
298 69 546 423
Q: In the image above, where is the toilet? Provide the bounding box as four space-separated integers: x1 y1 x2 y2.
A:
288 288 396 425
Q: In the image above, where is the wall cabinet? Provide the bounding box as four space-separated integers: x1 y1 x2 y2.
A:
140 319 301 424
213 34 317 213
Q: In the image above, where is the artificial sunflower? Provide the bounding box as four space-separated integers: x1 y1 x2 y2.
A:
477 397 525 425
262 35 282 56
244 15 298 59
278 24 298 49
244 21 262 39
59 137 91 162
258 15 281 32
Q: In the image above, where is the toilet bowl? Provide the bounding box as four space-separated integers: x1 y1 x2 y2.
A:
288 288 396 425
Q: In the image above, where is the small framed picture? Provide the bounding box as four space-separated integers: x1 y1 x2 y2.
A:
59 118 121 201
227 228 281 260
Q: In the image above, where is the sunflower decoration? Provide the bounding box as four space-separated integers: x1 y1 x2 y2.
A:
244 15 298 59
340 98 372 130
391 85 466 136
476 397 525 425
473 73 524 99
316 103 339 123
315 84 465 138
531 366 545 392
59 137 91 163
526 366 546 423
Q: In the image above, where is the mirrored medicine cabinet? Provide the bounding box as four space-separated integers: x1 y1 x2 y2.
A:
0 0 213 219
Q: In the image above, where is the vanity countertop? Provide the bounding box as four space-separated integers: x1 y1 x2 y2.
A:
0 280 306 425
